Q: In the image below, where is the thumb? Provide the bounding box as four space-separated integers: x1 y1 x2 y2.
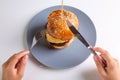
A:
17 55 28 76
93 55 106 76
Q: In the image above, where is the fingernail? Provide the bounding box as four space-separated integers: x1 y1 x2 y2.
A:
25 55 28 58
23 55 28 60
25 50 30 54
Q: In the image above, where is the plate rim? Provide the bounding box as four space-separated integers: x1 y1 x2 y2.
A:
27 5 97 69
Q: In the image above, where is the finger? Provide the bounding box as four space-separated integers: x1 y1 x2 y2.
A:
113 58 119 67
113 58 118 62
93 55 106 76
93 47 112 63
7 50 29 68
17 55 28 76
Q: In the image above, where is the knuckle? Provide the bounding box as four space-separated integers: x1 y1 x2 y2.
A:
101 73 106 77
19 61 26 67
22 61 26 65
20 62 26 68
109 62 116 69
110 64 114 69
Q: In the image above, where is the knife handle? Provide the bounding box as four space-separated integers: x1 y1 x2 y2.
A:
89 47 107 68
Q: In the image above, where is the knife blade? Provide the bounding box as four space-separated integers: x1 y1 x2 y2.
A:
66 20 96 54
66 20 107 68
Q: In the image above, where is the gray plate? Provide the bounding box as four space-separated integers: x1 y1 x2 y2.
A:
27 5 96 69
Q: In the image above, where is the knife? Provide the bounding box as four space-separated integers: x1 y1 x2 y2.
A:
66 20 107 68
31 30 46 49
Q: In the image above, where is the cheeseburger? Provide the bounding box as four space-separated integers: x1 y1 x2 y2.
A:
46 9 79 48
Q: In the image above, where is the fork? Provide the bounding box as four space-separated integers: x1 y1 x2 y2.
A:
30 30 46 49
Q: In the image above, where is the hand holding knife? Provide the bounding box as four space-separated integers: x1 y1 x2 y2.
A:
66 20 107 68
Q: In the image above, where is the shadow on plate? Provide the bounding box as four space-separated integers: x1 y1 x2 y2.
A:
28 53 48 68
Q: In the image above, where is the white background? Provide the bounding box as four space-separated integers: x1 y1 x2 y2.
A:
0 0 120 80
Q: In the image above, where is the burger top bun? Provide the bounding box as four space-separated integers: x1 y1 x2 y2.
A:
47 9 79 41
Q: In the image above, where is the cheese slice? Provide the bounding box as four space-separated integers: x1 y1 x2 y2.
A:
46 34 66 43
